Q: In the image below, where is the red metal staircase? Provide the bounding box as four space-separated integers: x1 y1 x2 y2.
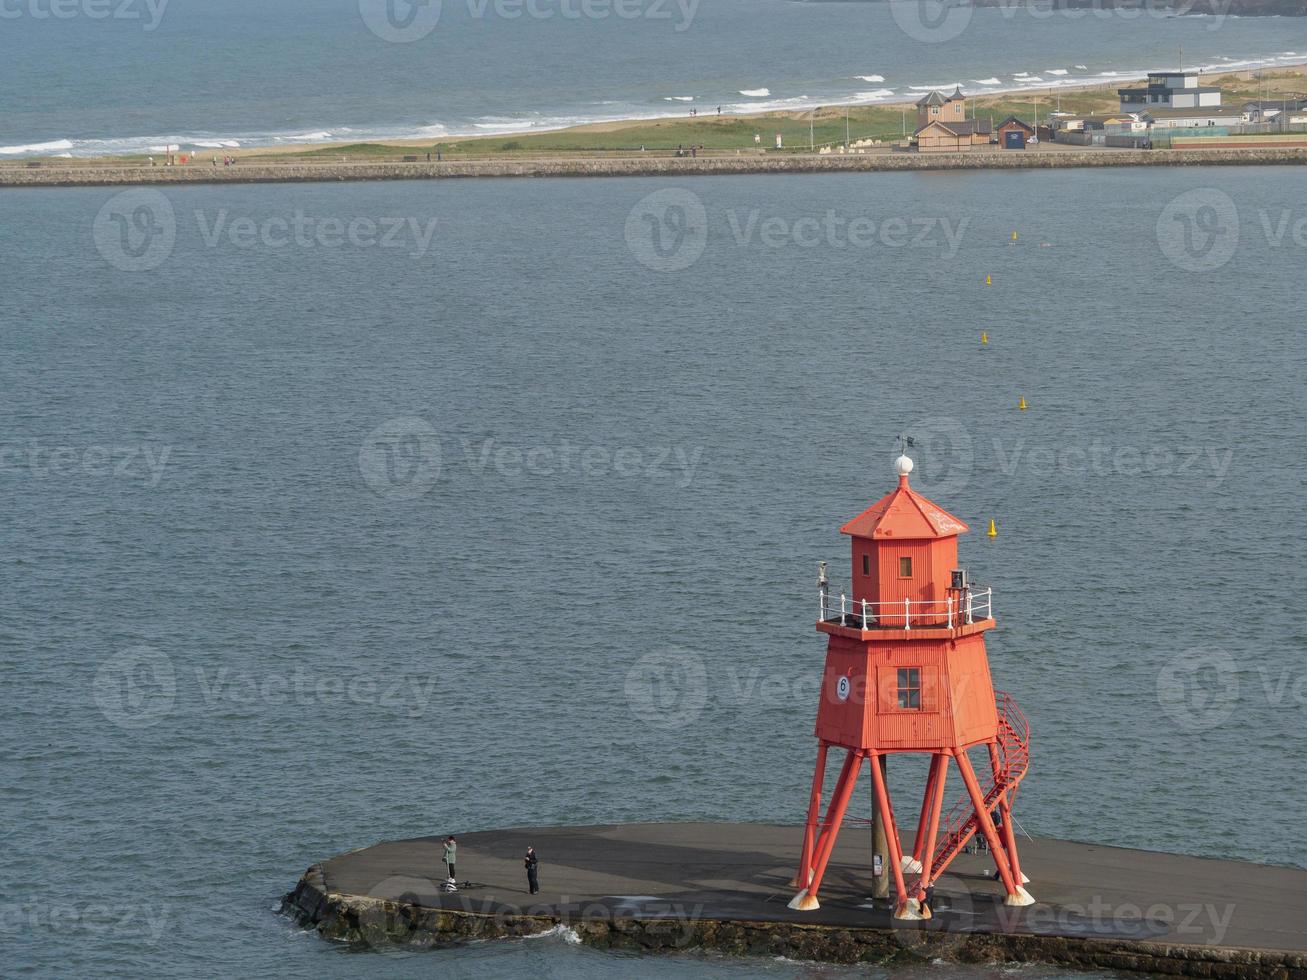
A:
926 692 1029 882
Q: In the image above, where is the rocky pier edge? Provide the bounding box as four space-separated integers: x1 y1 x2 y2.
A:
282 864 1306 979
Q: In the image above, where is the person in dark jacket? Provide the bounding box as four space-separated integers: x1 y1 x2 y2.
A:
524 846 539 894
443 836 457 880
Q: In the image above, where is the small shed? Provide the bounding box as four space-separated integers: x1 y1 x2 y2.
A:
997 116 1035 150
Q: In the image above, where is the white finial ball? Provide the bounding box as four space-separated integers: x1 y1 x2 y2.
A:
895 454 914 476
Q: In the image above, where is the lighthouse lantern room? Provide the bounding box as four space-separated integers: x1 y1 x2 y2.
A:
791 453 1034 919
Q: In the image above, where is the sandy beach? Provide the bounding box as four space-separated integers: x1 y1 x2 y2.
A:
4 63 1305 168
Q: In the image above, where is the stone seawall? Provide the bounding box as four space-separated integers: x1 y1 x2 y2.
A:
282 865 1307 979
4 148 1307 187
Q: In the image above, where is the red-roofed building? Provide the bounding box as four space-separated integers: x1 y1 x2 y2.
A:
841 463 969 626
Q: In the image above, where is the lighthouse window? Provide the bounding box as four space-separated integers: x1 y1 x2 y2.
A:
898 557 913 578
897 668 921 710
862 554 871 576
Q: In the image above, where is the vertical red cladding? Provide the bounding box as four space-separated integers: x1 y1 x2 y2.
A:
814 636 873 747
851 537 958 621
852 539 879 603
947 633 999 745
842 470 966 627
814 637 978 751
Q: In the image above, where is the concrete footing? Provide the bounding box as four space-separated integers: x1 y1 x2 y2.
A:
786 890 819 911
1004 885 1036 907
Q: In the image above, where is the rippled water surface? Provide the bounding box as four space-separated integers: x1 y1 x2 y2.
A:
2 169 1305 977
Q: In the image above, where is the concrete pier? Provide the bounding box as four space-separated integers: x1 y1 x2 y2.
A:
283 823 1307 977
6 147 1307 187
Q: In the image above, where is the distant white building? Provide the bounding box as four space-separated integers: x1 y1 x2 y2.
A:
1241 99 1307 123
1140 106 1244 130
1119 72 1223 113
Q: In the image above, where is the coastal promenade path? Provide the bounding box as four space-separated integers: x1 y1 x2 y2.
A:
284 822 1307 978
7 147 1307 186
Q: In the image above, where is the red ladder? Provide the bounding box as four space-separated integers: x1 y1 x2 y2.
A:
926 692 1029 882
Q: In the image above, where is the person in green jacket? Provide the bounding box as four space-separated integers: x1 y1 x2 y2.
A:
443 836 457 880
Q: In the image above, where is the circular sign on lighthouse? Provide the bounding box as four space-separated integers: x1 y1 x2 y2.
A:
836 675 851 702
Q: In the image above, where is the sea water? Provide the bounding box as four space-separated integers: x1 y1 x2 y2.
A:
2 169 1305 976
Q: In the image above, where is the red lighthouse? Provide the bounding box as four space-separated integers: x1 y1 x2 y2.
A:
790 453 1034 919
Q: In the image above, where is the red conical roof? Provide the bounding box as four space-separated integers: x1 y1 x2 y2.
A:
841 472 969 540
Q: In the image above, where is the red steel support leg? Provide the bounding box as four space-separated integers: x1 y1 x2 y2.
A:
811 749 856 869
793 741 830 888
987 743 1027 887
955 750 1031 905
789 748 864 911
997 794 1024 886
915 753 949 905
868 750 912 917
909 754 941 873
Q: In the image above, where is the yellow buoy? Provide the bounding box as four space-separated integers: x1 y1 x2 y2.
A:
981 331 988 345
985 274 992 286
1011 231 1019 242
987 519 998 538
1018 396 1028 411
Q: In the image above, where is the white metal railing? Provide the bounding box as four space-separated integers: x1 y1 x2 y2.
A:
818 585 992 630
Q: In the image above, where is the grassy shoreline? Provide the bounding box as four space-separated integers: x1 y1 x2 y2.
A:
4 66 1305 169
